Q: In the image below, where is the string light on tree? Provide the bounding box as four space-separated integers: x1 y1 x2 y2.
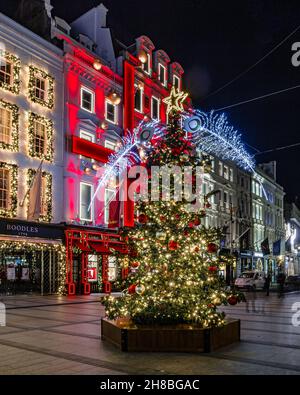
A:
102 108 244 327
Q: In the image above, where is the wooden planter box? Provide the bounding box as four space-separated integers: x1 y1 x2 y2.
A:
101 317 240 353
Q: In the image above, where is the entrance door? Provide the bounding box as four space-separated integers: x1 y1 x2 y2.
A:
72 257 80 294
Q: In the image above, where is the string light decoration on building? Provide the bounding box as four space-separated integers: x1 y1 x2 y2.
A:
27 169 52 223
94 110 256 202
102 112 244 327
0 50 21 94
89 120 165 210
57 246 67 295
0 99 19 151
183 110 255 172
0 162 18 218
28 66 55 109
0 240 66 294
28 112 54 162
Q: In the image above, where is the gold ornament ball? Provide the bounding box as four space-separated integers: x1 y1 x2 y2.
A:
135 284 145 295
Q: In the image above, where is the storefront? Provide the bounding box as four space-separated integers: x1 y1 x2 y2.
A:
0 219 64 295
237 251 278 283
239 251 253 275
65 227 128 295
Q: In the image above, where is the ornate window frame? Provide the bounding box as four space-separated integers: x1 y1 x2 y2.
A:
28 112 54 162
0 99 19 151
28 65 54 109
0 162 18 218
0 50 21 94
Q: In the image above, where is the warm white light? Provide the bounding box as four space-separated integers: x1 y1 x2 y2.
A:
101 121 108 130
108 92 121 105
93 59 102 71
138 50 148 64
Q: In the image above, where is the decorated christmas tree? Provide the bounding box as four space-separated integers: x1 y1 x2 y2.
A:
103 101 243 328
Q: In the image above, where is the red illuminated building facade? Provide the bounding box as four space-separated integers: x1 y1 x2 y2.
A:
51 3 185 295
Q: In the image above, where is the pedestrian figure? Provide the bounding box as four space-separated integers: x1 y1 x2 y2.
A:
264 273 271 296
245 286 257 313
277 271 286 298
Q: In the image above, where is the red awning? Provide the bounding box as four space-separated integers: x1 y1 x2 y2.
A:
75 241 90 252
89 242 110 254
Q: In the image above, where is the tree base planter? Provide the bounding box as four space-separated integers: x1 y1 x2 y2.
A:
101 317 240 353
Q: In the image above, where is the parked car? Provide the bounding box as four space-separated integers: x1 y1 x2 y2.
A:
235 271 266 290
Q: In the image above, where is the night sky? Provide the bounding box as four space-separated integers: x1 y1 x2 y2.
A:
1 0 300 199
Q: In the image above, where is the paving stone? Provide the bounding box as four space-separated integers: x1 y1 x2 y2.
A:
0 293 300 374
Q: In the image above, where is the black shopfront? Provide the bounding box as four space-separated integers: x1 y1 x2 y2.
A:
0 218 64 295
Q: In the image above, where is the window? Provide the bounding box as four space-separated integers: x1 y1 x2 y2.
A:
33 119 46 157
0 59 11 85
158 63 166 86
224 191 228 206
173 75 180 90
105 100 117 124
80 130 94 161
104 188 115 225
255 182 260 197
34 76 46 101
223 165 229 180
0 51 20 94
80 130 94 143
142 52 151 75
108 256 117 282
80 182 93 221
0 107 11 145
241 199 244 214
28 113 53 162
80 87 94 113
259 206 263 221
144 95 150 109
134 86 143 112
28 66 54 109
0 168 9 210
218 161 223 176
105 140 117 151
210 157 215 172
151 96 160 121
87 255 98 283
229 168 233 182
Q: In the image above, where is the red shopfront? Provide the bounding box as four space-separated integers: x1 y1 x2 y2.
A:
65 227 128 295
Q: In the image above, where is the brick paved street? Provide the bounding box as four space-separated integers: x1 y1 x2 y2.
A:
0 292 300 375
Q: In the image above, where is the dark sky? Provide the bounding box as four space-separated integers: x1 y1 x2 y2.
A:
1 0 300 199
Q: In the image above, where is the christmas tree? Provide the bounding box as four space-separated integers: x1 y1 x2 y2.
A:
103 106 243 328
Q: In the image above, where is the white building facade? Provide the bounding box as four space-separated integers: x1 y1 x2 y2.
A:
0 11 64 294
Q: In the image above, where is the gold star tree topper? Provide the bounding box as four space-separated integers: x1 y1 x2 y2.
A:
163 86 188 114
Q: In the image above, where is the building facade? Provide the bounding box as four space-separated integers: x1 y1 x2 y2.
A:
0 10 65 294
51 3 185 295
284 202 300 275
251 162 285 281
0 1 289 295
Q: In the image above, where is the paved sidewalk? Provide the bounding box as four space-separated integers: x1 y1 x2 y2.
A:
0 293 300 375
